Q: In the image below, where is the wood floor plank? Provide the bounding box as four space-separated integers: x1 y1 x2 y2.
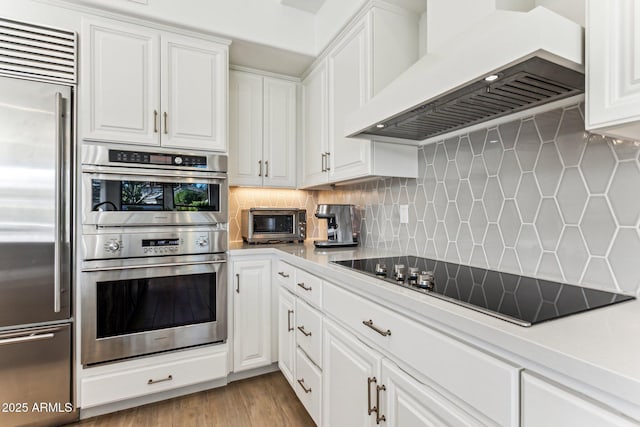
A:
67 372 314 427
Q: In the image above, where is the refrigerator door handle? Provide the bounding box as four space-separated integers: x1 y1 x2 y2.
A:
0 333 54 346
54 92 64 313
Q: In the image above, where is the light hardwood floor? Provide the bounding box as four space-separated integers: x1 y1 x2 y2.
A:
66 372 315 427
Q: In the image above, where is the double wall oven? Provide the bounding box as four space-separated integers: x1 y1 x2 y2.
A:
81 145 228 366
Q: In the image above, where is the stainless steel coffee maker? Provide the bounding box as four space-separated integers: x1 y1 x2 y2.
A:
314 204 360 248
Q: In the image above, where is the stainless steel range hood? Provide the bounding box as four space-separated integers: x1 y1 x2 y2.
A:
345 7 584 143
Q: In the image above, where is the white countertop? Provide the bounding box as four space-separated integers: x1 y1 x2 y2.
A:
229 241 640 418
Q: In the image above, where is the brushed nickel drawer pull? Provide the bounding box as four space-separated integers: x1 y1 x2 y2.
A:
321 153 326 172
278 271 290 278
148 374 173 385
297 378 312 393
236 273 240 293
376 384 386 424
297 325 312 337
265 160 269 177
297 282 312 291
287 310 294 332
258 160 262 177
363 320 391 337
163 111 168 134
153 110 158 133
325 151 331 171
367 377 377 416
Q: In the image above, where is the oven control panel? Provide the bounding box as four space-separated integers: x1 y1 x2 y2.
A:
108 149 207 168
83 230 226 261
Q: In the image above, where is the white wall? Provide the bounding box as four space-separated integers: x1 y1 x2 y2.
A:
313 0 367 54
535 0 584 26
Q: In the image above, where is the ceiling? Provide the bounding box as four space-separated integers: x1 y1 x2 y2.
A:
278 0 326 14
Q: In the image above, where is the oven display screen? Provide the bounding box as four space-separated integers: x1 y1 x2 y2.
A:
142 239 179 247
149 154 172 165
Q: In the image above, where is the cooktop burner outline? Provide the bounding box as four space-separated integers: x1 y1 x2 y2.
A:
331 256 634 326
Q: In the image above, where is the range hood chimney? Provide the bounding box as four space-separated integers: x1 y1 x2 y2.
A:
345 7 584 143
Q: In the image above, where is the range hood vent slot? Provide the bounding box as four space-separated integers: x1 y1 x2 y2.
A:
359 57 583 141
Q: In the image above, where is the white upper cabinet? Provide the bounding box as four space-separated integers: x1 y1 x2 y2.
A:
586 0 640 140
229 70 297 188
299 4 420 188
81 17 229 152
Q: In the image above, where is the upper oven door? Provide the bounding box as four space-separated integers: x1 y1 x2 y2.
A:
82 167 228 226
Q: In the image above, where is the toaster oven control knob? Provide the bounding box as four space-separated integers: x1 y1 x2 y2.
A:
196 237 208 247
105 240 121 253
174 156 183 165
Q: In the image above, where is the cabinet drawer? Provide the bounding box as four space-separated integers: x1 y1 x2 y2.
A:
81 350 227 408
295 347 321 426
295 268 323 308
324 282 519 427
295 298 323 368
275 260 296 290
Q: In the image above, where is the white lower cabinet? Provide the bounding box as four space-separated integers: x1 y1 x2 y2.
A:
232 257 272 372
522 372 637 427
278 287 296 385
295 347 322 425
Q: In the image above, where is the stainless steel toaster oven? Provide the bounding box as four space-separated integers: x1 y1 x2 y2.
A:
241 208 306 243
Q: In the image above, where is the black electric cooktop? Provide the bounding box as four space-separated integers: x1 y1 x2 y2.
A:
332 256 634 326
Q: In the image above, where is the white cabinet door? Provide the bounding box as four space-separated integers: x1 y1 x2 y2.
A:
81 18 160 146
522 372 637 427
323 319 382 427
161 34 227 151
380 359 481 427
233 258 272 372
263 77 297 188
229 71 264 186
278 287 296 386
327 16 372 181
586 0 640 140
301 62 329 187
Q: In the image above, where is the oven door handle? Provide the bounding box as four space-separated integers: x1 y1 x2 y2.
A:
82 165 228 181
83 259 226 272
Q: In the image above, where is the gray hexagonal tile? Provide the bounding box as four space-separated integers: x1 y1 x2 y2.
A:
557 226 589 283
580 196 616 256
500 248 521 274
609 228 640 293
499 200 521 247
498 120 520 150
414 185 427 220
423 142 436 165
556 107 587 167
582 257 617 292
534 108 562 142
484 176 504 222
414 221 428 248
468 200 486 242
535 142 563 196
445 202 461 241
537 252 563 281
444 161 459 200
581 136 615 194
483 129 503 175
514 119 541 172
456 181 473 221
445 242 460 263
470 245 488 268
557 167 588 224
456 136 474 179
407 179 418 203
444 137 459 160
608 161 640 226
469 156 488 199
434 222 449 258
516 224 542 275
516 172 541 223
434 183 448 221
458 222 474 264
484 224 504 268
423 165 437 201
433 143 448 180
498 150 520 198
469 129 486 155
611 139 640 161
535 198 564 251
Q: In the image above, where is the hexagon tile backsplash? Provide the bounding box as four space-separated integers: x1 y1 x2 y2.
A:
318 103 640 295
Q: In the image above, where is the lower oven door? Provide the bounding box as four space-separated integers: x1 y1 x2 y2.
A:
81 254 227 366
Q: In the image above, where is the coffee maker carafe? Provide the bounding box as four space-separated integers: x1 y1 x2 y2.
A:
314 204 360 248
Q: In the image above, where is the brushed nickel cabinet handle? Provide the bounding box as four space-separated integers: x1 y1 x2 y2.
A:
367 377 377 416
265 160 269 177
153 110 158 133
297 282 312 291
376 384 386 424
321 153 326 172
236 273 240 293
258 160 262 177
325 152 331 171
287 310 294 332
148 374 173 385
278 271 290 278
297 325 312 337
297 378 312 393
163 111 168 134
363 320 391 337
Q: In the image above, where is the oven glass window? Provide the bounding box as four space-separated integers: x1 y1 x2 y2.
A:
95 272 217 338
253 215 294 233
91 179 220 212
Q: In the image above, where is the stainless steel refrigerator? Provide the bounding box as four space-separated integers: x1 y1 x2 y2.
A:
0 75 76 426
